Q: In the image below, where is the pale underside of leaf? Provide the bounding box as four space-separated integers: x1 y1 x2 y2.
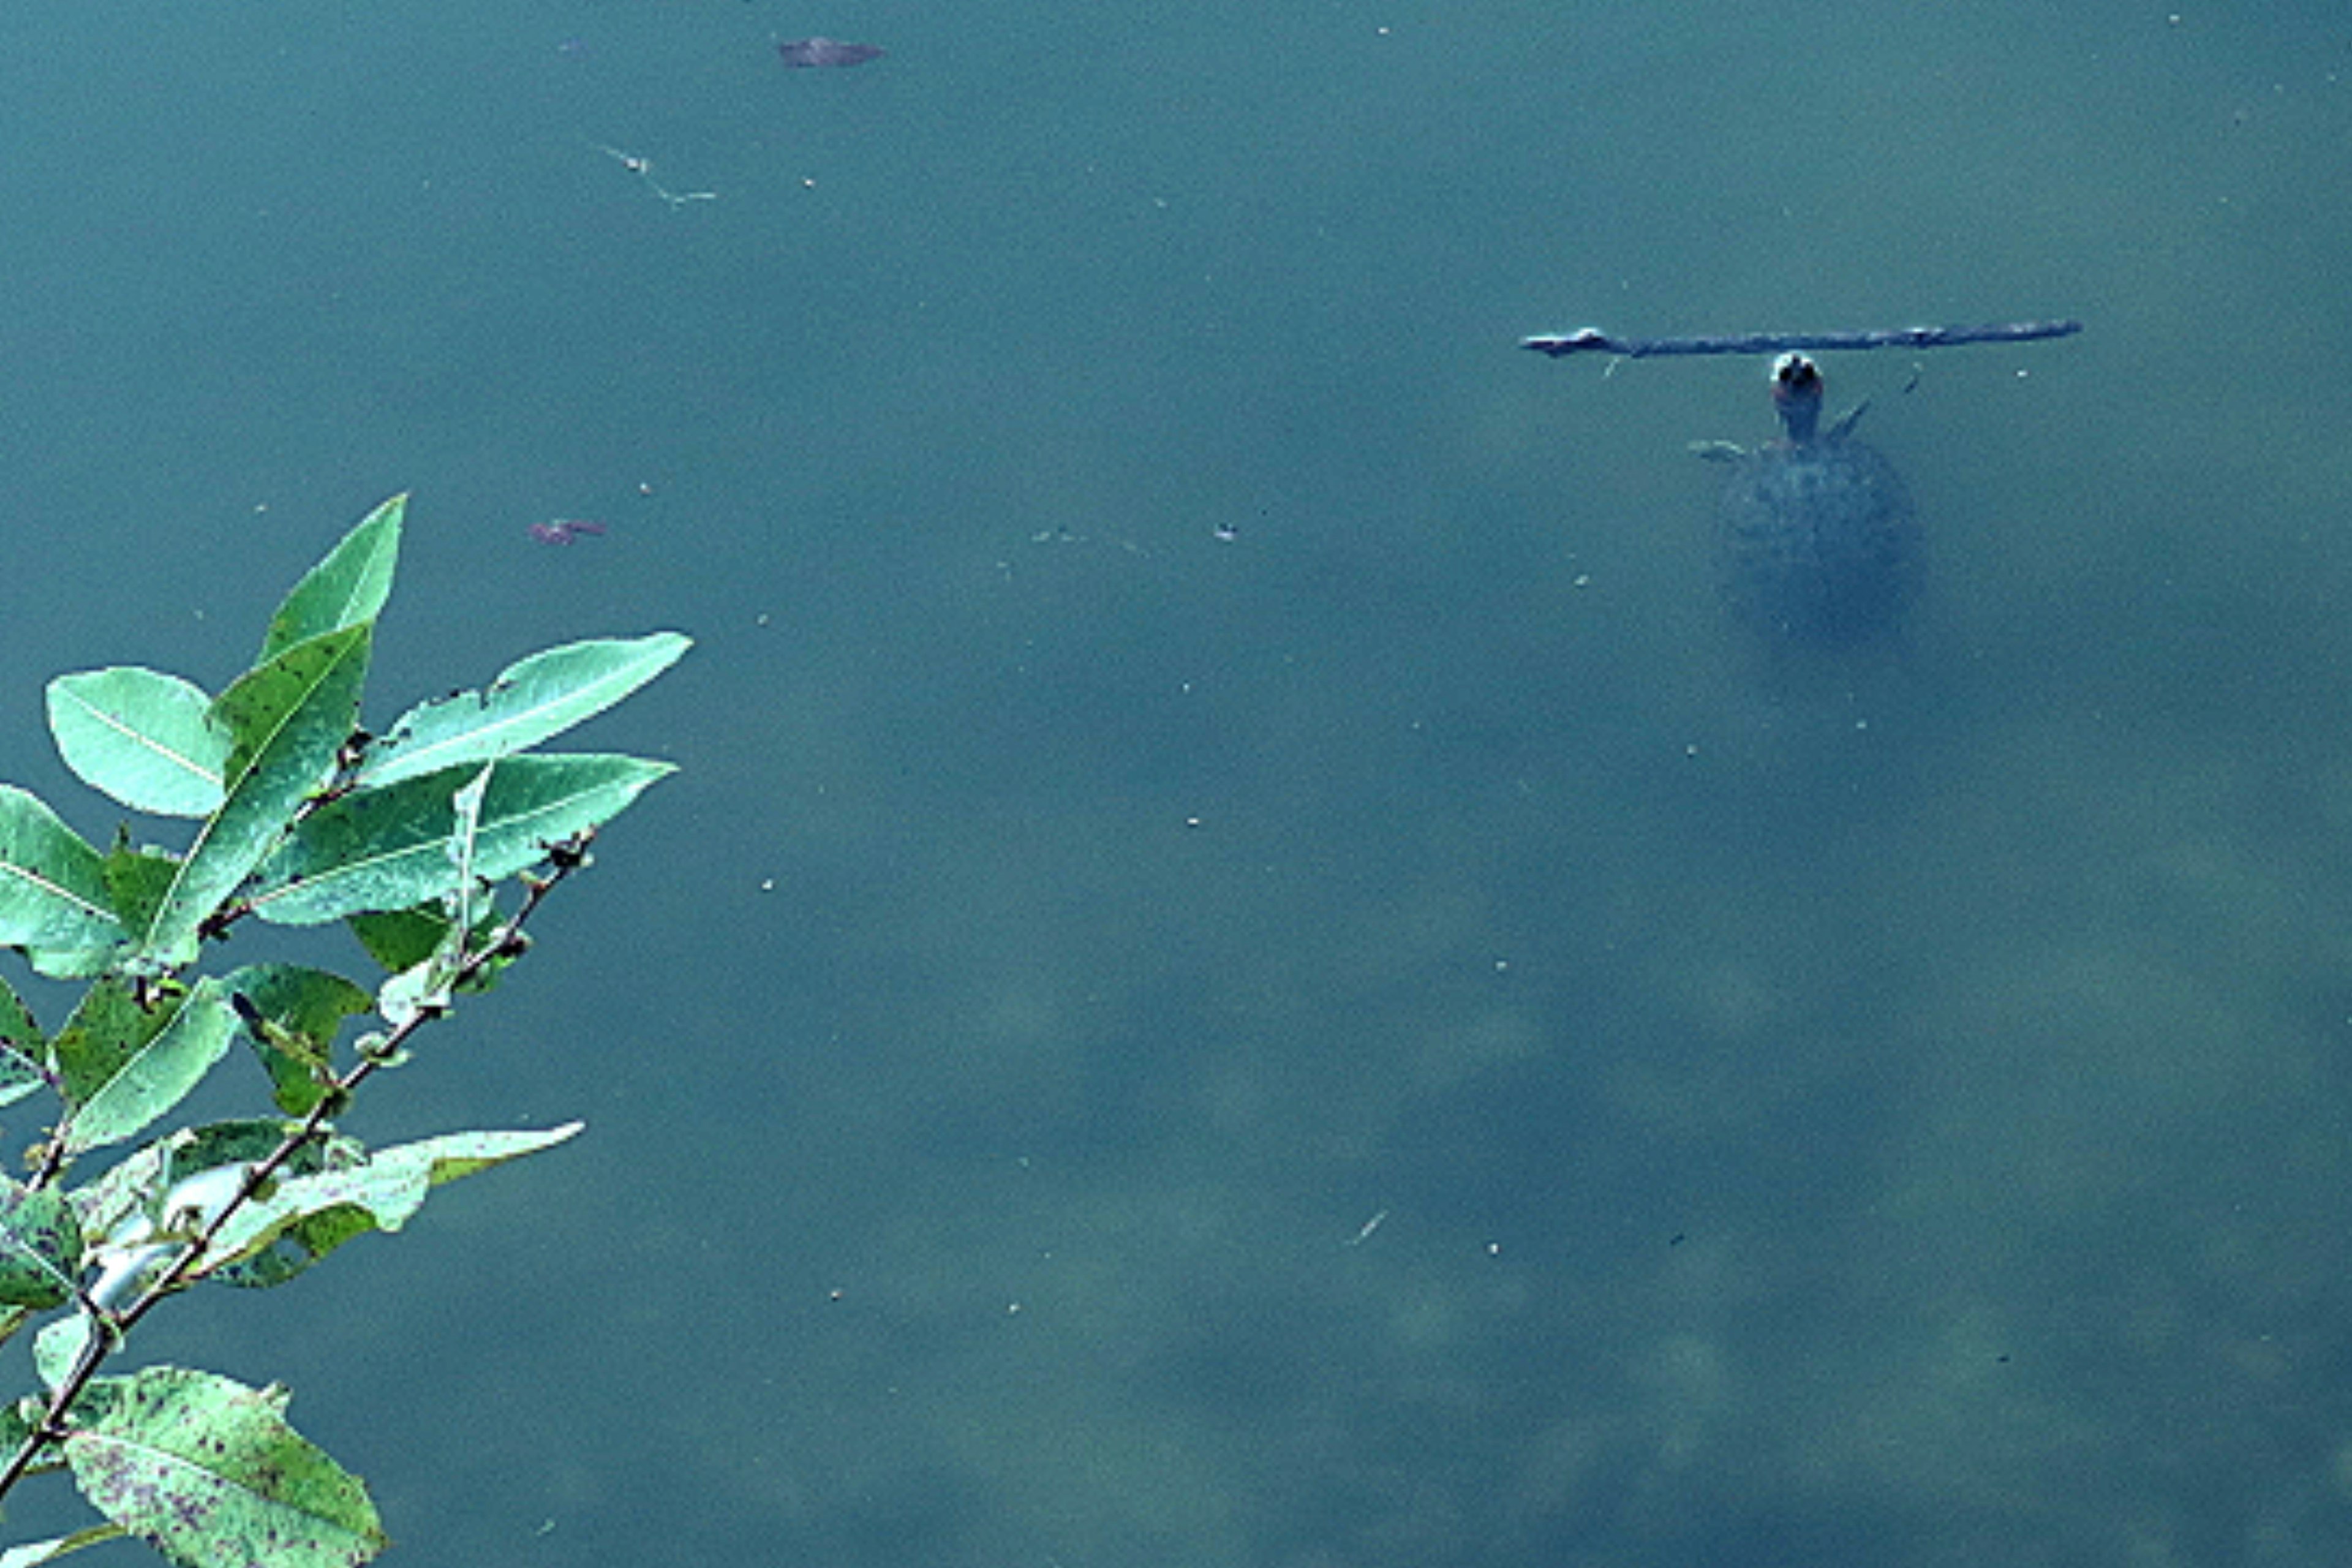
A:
45 668 227 818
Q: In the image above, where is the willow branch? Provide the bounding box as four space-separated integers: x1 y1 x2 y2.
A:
0 832 594 1501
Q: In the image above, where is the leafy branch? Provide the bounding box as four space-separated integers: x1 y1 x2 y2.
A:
0 497 687 1566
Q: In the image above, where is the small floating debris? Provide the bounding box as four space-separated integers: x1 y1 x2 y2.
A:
777 37 884 68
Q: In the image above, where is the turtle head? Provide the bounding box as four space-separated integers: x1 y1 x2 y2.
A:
1769 353 1825 444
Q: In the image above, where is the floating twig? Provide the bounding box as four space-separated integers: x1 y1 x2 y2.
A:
1520 319 2082 360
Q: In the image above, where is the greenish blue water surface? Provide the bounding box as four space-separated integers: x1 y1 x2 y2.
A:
6 2 2352 1564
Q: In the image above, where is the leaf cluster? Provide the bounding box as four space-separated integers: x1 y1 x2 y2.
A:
0 498 687 1566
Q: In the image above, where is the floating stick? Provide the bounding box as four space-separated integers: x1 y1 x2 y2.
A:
1519 319 2082 360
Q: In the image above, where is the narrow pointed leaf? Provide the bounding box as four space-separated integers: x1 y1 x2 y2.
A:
136 624 372 968
64 1367 388 1567
260 496 403 662
45 668 228 818
445 764 492 938
61 979 238 1156
0 786 124 951
246 754 673 925
208 1123 582 1286
356 632 690 788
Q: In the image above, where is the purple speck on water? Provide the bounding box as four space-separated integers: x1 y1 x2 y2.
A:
777 37 884 68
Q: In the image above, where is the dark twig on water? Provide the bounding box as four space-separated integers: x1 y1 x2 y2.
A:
1519 320 2083 360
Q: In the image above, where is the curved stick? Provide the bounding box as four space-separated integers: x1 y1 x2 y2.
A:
1520 320 2082 360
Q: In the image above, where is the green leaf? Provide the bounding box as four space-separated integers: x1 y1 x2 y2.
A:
260 496 403 663
208 1124 582 1287
344 902 513 994
0 1041 43 1111
0 1391 39 1458
32 1314 91 1392
207 1205 376 1292
356 632 690 788
135 624 373 969
45 668 228 818
0 978 45 1109
59 979 239 1157
344 907 450 974
64 1366 388 1567
224 965 374 1117
53 978 176 1109
16 944 120 981
247 755 673 927
0 787 124 953
0 1182 80 1308
0 978 40 1050
214 626 374 799
100 842 182 941
0 1523 132 1566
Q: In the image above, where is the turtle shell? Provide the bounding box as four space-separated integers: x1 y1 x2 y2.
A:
1716 432 1918 646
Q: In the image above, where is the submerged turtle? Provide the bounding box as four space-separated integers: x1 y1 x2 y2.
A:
1692 353 1918 646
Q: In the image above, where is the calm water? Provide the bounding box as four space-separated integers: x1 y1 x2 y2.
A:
5 3 2352 1564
